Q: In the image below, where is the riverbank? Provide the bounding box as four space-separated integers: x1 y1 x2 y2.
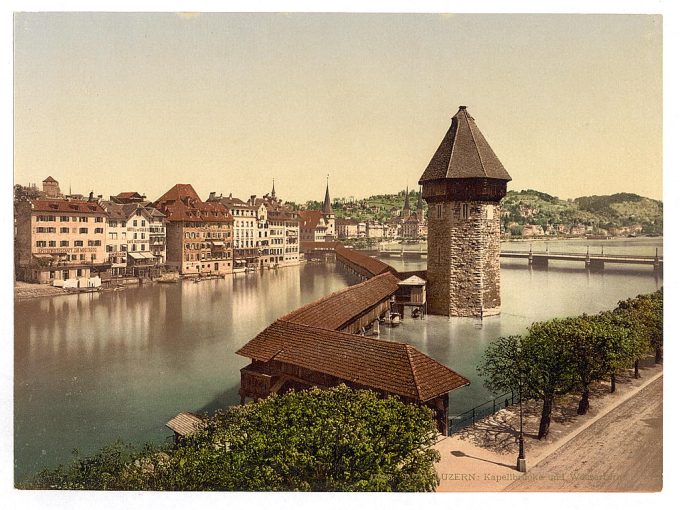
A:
434 360 663 492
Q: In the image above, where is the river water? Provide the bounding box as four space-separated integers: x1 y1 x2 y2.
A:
14 238 662 481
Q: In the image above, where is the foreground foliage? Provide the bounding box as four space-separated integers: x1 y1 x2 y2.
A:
21 385 441 491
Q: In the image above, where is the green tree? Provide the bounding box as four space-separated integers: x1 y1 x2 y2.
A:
587 312 633 393
23 386 441 492
615 290 663 365
479 327 575 440
523 320 577 437
558 316 607 415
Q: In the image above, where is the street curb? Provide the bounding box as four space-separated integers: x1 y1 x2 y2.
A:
500 369 663 490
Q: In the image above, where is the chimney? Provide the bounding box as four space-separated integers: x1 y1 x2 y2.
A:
209 191 216 201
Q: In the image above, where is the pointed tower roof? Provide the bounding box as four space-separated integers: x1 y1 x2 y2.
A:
322 179 333 214
419 106 512 184
271 179 276 197
403 186 410 211
416 186 423 210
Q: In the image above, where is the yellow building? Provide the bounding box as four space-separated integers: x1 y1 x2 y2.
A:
15 198 108 283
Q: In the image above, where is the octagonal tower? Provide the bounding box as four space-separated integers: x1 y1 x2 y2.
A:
418 106 512 317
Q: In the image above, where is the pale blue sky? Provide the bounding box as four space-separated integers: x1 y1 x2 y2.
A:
14 13 662 202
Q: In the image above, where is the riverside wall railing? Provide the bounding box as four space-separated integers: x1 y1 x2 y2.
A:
448 390 520 435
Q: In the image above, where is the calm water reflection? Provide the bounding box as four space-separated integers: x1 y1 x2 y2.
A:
14 239 662 480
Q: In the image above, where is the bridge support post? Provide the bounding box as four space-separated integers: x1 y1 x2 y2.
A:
588 259 605 271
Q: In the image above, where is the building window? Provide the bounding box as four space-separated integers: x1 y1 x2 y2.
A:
141 220 145 226
436 204 443 219
60 227 69 233
95 227 104 234
133 220 138 227
132 244 136 252
60 240 69 247
79 217 88 222
79 227 88 234
60 216 69 222
48 241 56 247
141 244 145 251
109 221 117 228
74 240 84 247
95 217 103 223
36 241 47 247
461 203 469 220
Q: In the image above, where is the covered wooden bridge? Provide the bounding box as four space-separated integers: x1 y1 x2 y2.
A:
236 320 469 434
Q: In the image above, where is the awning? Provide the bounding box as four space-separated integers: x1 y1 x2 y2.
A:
211 241 225 247
33 254 54 259
128 252 143 260
140 252 155 259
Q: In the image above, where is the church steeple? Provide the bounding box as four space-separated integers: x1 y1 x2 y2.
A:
271 179 276 198
416 186 424 222
401 186 411 218
322 176 333 215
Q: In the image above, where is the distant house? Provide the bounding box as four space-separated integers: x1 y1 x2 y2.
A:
522 224 545 237
336 218 359 239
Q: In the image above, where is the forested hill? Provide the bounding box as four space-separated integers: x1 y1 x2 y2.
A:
501 190 663 234
307 189 662 235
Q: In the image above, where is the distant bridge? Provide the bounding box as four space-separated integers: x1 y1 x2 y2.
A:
377 247 663 272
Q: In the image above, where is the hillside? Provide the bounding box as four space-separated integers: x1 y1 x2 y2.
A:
502 190 662 235
305 189 662 235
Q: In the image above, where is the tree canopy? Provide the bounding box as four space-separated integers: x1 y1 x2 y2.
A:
22 385 441 491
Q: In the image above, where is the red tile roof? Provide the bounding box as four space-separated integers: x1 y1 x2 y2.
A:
115 191 144 199
298 210 325 230
280 272 399 330
419 106 512 183
237 320 469 401
153 184 232 223
335 244 395 277
30 199 105 214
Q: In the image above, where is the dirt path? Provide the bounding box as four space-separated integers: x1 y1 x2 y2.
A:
506 376 662 492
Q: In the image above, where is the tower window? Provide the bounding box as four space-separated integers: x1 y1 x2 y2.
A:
461 203 469 220
436 204 443 219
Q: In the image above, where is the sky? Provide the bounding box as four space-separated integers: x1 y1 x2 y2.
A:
13 12 663 203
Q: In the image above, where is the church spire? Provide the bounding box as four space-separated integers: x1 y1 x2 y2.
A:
271 178 276 198
322 175 333 215
403 186 411 211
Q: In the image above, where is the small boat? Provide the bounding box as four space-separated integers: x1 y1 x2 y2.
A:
389 312 401 326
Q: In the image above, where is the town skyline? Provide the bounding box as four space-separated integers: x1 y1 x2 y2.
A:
14 13 662 202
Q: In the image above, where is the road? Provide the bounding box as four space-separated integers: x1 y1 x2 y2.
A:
506 376 662 492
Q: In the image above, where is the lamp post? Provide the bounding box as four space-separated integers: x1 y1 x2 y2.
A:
517 358 527 473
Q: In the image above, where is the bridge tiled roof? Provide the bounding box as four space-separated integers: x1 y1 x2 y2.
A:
280 271 400 330
335 244 395 277
237 320 469 402
419 106 512 184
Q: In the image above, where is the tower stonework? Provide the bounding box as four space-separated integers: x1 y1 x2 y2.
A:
419 106 512 317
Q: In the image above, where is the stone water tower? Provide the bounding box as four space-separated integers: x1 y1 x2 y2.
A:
418 106 512 317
